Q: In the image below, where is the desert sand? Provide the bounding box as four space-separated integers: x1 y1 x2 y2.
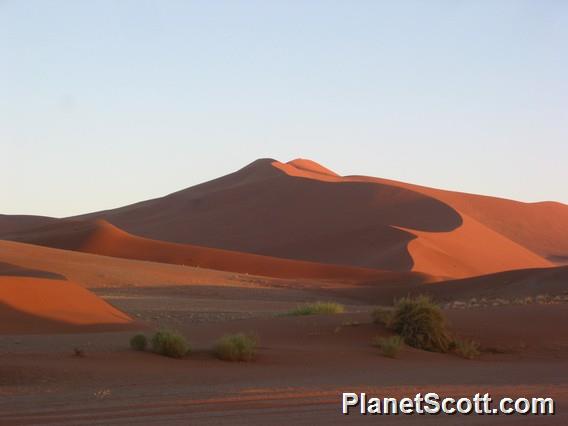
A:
1 158 567 424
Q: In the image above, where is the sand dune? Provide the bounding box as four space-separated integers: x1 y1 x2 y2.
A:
2 158 566 279
0 214 55 235
0 276 134 334
0 236 424 291
426 264 568 300
0 239 249 289
54 158 562 278
3 219 410 281
348 175 568 266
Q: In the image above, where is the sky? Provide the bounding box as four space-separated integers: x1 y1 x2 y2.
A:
1 0 567 217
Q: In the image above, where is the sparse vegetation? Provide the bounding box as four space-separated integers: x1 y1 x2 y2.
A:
214 333 258 362
371 306 393 327
444 293 568 310
285 301 345 316
151 330 190 358
372 335 404 358
130 334 148 351
453 339 481 359
388 295 452 353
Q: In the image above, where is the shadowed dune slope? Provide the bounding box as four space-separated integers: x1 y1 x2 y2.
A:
4 219 408 281
0 214 56 235
0 262 66 280
0 276 134 334
426 265 568 300
61 158 561 278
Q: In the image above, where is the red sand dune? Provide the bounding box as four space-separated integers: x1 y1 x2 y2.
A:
0 239 249 289
2 158 567 279
4 219 406 281
64 158 564 279
0 276 134 334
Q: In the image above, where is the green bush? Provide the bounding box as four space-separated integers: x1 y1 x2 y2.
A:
285 301 345 316
388 295 451 353
453 339 481 359
371 306 393 326
130 334 148 351
372 335 404 358
214 333 258 362
151 330 190 358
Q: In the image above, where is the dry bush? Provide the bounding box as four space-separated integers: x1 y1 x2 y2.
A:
388 295 452 353
214 333 258 362
286 301 345 316
151 330 190 358
372 335 404 358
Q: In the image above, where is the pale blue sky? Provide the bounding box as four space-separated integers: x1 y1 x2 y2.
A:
1 1 567 217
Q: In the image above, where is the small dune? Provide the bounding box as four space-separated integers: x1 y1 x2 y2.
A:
4 219 403 281
0 276 134 334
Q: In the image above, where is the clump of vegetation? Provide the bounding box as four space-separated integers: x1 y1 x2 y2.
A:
285 301 345 316
130 334 148 351
371 306 393 327
388 295 452 353
214 333 258 362
372 335 404 358
452 339 481 359
151 330 190 358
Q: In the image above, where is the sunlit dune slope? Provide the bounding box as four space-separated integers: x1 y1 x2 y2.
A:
4 219 404 281
0 276 134 334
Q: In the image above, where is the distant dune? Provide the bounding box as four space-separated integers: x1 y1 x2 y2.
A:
0 214 55 235
0 276 134 334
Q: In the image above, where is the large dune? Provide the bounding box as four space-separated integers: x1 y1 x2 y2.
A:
66 158 565 278
2 158 566 279
0 276 134 334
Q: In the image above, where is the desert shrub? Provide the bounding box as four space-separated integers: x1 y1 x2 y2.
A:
453 339 481 359
372 335 404 358
214 333 258 362
285 301 345 316
371 306 393 327
130 334 148 351
388 295 452 353
151 330 190 358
